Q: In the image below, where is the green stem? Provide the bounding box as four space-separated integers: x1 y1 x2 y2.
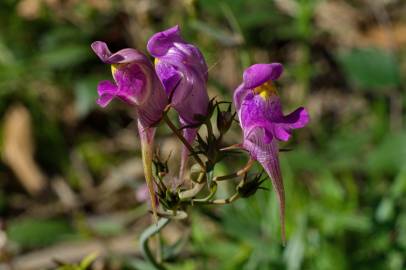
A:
179 182 206 200
213 158 254 181
163 113 206 169
140 218 170 270
179 172 206 200
193 193 240 205
205 118 214 139
194 173 247 205
192 182 218 203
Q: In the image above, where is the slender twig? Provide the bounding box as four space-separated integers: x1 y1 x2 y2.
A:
213 158 254 181
205 118 214 139
192 183 218 203
179 182 205 200
140 218 170 270
193 193 240 205
179 172 206 200
157 209 188 220
162 113 206 169
220 144 246 152
194 174 247 205
156 234 162 264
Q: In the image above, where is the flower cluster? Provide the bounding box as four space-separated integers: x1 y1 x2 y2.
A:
91 25 309 243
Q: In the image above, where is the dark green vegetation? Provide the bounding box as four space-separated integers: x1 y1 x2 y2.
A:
0 0 405 269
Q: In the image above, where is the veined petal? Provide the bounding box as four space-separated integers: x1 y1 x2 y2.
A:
138 120 158 222
174 74 208 124
259 139 286 244
234 62 309 244
243 127 285 243
154 61 182 97
91 41 168 127
148 25 209 126
112 63 146 104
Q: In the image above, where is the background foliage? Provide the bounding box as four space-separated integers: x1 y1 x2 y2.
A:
0 0 405 269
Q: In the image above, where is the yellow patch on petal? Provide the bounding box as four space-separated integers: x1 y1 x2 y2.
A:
154 58 159 66
253 81 278 100
111 63 126 76
111 64 118 76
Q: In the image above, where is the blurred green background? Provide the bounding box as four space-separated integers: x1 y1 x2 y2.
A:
0 0 405 269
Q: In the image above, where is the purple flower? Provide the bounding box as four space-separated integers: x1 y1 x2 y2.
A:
147 25 209 180
234 63 310 243
91 41 168 221
91 41 168 127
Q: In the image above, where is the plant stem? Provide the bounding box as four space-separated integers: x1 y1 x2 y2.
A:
140 218 170 270
192 182 218 203
163 113 206 169
193 192 240 205
205 117 214 139
213 158 254 181
179 182 205 200
179 172 206 200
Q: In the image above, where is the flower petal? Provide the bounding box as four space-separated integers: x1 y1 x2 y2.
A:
282 107 310 129
137 120 158 222
91 41 112 63
109 48 149 64
243 127 285 243
91 41 150 65
147 25 183 57
96 80 117 107
243 63 283 89
259 139 286 244
233 84 249 112
174 75 208 124
155 61 182 97
273 125 292 141
97 94 114 107
272 107 310 141
149 25 209 126
97 80 117 96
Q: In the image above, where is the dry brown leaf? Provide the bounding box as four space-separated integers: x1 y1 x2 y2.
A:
274 0 298 16
2 104 46 195
17 0 42 20
305 89 367 124
362 23 406 48
215 49 240 90
315 1 363 47
51 177 79 209
7 232 138 270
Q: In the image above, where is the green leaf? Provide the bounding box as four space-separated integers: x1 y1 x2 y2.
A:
366 132 406 175
376 197 394 222
74 76 100 118
7 218 74 249
338 48 401 90
79 252 99 269
39 44 90 69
